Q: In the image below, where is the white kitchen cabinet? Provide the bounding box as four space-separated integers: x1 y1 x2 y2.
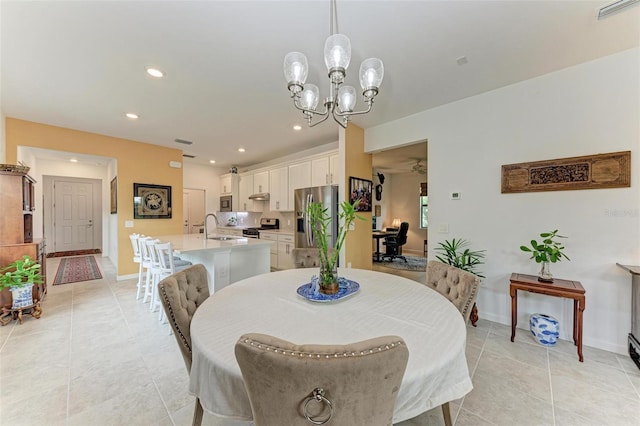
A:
277 234 295 270
311 152 339 186
253 171 269 194
220 173 238 195
238 173 263 212
329 153 339 185
269 167 289 211
260 232 279 269
288 161 311 210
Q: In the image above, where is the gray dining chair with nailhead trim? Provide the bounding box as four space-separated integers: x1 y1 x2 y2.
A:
235 333 409 426
158 263 210 426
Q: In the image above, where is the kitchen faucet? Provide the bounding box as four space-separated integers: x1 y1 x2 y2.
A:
204 213 219 238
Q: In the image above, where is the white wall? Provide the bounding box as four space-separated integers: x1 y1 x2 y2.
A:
366 48 640 354
183 162 226 215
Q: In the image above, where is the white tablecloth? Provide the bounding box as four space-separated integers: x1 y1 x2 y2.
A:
189 268 472 423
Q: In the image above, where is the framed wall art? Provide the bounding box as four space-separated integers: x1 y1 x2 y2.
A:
110 176 117 214
133 183 172 219
501 151 630 193
349 176 373 212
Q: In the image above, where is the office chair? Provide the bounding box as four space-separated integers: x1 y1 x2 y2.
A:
383 222 409 262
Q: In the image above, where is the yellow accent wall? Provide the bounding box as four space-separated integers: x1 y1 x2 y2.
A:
343 123 372 270
5 118 183 276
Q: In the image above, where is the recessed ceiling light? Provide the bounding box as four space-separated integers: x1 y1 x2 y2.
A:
209 160 216 164
70 158 78 163
238 148 246 153
293 125 302 131
456 56 468 66
146 67 164 78
126 113 139 119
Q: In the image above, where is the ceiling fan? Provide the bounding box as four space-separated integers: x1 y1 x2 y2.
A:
411 159 427 174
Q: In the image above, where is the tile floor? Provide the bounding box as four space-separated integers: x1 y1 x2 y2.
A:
0 256 638 425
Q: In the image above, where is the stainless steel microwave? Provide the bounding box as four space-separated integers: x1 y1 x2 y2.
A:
220 195 232 212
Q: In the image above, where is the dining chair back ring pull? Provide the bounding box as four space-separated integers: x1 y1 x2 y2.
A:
303 387 333 425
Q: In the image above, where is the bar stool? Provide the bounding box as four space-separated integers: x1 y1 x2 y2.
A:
129 233 145 299
153 242 193 321
140 238 160 304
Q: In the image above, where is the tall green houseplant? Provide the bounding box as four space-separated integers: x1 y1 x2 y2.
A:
434 238 486 278
307 200 364 293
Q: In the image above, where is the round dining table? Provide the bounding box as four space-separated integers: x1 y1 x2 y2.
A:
189 268 472 424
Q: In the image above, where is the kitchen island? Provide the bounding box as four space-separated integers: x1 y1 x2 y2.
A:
155 233 272 293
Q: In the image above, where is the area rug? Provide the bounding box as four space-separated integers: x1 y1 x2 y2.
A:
377 256 427 271
53 256 103 285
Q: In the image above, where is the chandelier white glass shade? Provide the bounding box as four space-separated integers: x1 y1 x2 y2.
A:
283 7 384 128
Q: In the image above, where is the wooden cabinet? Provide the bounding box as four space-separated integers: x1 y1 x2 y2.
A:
269 167 290 211
0 171 47 308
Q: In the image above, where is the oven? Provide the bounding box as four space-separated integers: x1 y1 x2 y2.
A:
242 228 260 239
220 195 232 212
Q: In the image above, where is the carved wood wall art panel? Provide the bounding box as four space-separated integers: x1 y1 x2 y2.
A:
501 151 630 193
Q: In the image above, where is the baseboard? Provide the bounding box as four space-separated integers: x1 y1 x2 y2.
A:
117 273 138 281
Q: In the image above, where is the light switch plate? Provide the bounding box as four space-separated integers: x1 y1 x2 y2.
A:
125 220 134 228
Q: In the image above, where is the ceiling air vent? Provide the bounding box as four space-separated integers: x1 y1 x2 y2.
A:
174 138 193 145
182 154 196 159
597 0 639 19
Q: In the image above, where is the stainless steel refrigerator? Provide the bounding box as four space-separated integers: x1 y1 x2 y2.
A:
295 185 339 250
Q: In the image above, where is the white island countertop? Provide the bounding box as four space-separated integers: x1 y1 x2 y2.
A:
154 233 272 292
154 233 272 254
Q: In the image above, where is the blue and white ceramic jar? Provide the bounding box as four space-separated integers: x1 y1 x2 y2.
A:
529 313 559 346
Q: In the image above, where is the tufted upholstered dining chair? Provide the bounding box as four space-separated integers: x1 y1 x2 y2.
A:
426 260 480 326
158 263 210 426
235 333 409 426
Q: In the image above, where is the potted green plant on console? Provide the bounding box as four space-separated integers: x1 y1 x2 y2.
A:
520 229 570 282
0 255 43 311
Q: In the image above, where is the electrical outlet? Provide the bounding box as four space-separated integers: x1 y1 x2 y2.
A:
125 220 134 228
287 219 291 226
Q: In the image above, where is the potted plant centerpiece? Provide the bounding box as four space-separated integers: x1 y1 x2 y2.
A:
307 200 363 294
0 255 43 309
520 229 570 282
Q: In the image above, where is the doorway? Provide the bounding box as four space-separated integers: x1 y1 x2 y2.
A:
43 176 102 255
183 188 206 234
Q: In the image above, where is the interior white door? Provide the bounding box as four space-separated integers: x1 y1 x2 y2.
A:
183 192 190 234
54 180 94 252
184 188 206 234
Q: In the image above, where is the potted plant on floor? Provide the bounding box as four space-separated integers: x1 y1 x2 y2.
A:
520 229 570 282
307 200 364 294
0 255 43 309
434 238 486 278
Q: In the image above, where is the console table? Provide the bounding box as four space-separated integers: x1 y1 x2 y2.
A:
509 273 586 362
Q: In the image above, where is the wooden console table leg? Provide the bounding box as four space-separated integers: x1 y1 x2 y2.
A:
470 303 478 327
573 299 578 345
510 287 517 342
577 297 585 362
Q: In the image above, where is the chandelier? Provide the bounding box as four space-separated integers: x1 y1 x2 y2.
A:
283 0 384 128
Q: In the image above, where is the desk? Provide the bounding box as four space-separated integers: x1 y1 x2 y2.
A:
509 273 586 362
372 231 397 262
189 268 472 423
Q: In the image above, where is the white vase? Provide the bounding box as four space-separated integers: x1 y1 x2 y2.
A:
10 284 34 309
538 261 553 282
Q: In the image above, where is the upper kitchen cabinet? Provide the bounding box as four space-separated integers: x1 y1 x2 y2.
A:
269 167 289 211
253 171 269 195
288 161 311 210
238 173 256 212
220 173 239 195
311 153 339 186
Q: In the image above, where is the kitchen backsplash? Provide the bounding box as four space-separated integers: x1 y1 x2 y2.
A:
216 210 295 232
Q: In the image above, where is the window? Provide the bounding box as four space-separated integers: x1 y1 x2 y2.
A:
420 195 428 229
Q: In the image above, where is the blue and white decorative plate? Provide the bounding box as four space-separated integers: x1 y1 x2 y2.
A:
297 277 360 303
